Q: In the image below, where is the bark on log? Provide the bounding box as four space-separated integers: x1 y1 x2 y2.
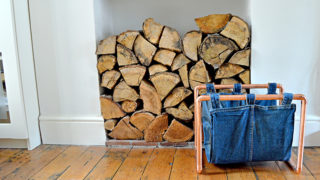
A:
189 60 211 83
149 64 168 76
153 49 176 66
229 48 250 67
113 81 139 102
150 72 181 100
121 100 138 113
165 102 193 122
134 35 157 66
171 53 191 71
159 26 182 52
101 70 121 89
96 35 117 55
144 113 168 142
117 44 138 66
130 111 155 132
139 80 162 115
163 87 192 108
220 16 250 49
178 65 189 88
215 63 245 79
163 119 194 142
97 55 116 74
108 116 143 140
116 31 140 50
182 31 202 61
119 65 146 86
143 18 164 45
104 119 117 131
100 96 125 119
239 70 250 84
195 14 231 34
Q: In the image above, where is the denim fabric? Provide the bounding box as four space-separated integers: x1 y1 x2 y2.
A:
255 83 278 106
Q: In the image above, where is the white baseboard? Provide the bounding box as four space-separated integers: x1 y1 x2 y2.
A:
293 117 320 146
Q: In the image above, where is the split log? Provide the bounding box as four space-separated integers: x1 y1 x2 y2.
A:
130 111 155 132
97 55 116 74
165 102 193 121
149 64 168 76
182 31 202 61
143 18 164 45
163 87 192 108
229 48 250 67
144 113 168 142
117 44 138 66
171 53 191 71
150 72 181 100
220 78 241 93
116 31 140 50
178 65 189 88
134 35 157 66
239 70 250 84
163 119 194 142
159 26 182 52
113 81 139 102
109 116 143 140
199 34 238 69
101 70 121 89
189 60 211 83
215 63 245 79
100 96 125 119
189 79 202 90
119 65 146 86
189 104 194 113
121 100 138 113
104 119 117 131
139 80 162 115
96 35 117 55
195 14 231 34
153 49 176 66
220 16 250 49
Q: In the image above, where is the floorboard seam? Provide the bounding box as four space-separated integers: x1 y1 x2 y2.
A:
168 149 177 180
82 147 111 179
140 148 155 179
110 147 133 179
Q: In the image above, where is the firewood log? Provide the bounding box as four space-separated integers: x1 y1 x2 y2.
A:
100 96 125 119
220 16 250 49
189 60 211 83
215 63 245 79
163 119 193 142
96 35 117 55
229 48 250 67
153 49 176 66
159 26 182 52
119 65 146 86
104 119 117 131
108 116 143 140
150 72 181 100
101 70 121 89
121 100 138 113
143 18 164 45
171 53 191 71
129 111 155 132
189 104 194 113
239 70 250 84
134 35 157 66
220 78 241 93
182 31 202 61
97 55 116 74
116 31 139 50
189 79 202 90
195 14 231 34
113 81 139 102
117 44 138 66
178 65 189 88
163 87 192 108
144 113 168 142
139 80 162 115
165 102 193 121
149 64 168 76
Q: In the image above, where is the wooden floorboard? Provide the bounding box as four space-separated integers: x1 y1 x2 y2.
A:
169 149 197 180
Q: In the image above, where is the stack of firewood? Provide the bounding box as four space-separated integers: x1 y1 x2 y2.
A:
96 14 250 142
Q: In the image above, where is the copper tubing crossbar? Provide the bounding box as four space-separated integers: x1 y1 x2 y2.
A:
194 85 306 174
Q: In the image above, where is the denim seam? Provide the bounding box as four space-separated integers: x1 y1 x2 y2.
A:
249 106 254 161
210 104 296 113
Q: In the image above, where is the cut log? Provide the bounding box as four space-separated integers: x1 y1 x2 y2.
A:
134 35 157 66
189 79 202 90
100 96 125 119
139 80 162 115
144 114 168 142
220 16 250 49
97 55 116 74
119 65 146 86
117 44 138 66
130 111 155 132
215 63 245 79
165 102 193 121
104 119 117 131
189 60 211 83
153 49 176 66
116 31 139 50
163 87 192 108
159 26 182 52
96 35 117 55
182 31 202 61
113 81 139 102
163 119 194 142
150 72 181 100
189 104 194 113
229 48 250 67
239 70 250 84
101 70 121 89
178 65 189 88
195 14 231 34
199 34 238 69
143 18 164 45
171 53 191 71
149 64 168 76
121 100 138 113
108 116 143 140
220 78 241 93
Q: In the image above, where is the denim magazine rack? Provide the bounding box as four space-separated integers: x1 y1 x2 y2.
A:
194 83 307 174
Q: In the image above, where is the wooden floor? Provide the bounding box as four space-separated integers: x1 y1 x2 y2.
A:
0 145 319 180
